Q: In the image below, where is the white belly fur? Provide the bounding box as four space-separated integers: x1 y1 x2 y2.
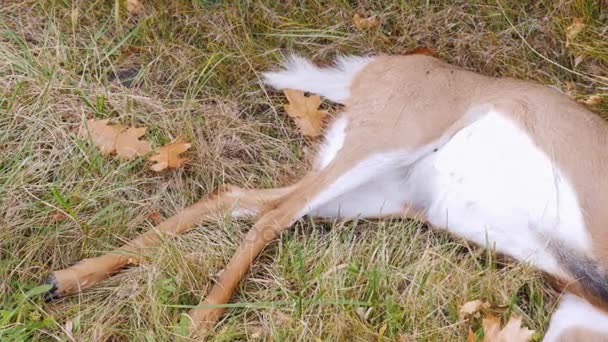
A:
308 110 589 276
406 111 590 275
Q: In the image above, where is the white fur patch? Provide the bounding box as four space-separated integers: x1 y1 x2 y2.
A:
407 110 589 275
263 55 373 103
315 116 348 170
543 294 608 341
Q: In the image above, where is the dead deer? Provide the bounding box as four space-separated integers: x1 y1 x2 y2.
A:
44 54 608 340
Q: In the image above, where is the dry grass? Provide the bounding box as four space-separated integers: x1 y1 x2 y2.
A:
1 0 606 341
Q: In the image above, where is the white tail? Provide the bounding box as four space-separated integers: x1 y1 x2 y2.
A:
262 55 371 103
46 54 608 340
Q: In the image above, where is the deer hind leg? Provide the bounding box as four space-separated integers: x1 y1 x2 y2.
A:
543 293 608 341
186 149 424 336
43 184 296 302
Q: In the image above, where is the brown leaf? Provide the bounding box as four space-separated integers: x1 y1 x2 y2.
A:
148 136 191 171
482 314 502 341
404 46 437 57
578 95 603 106
566 18 585 47
125 0 144 15
81 119 123 155
81 119 151 159
51 210 68 222
460 300 490 319
483 315 534 342
467 329 478 342
115 127 152 159
283 89 329 137
353 14 381 29
147 210 163 225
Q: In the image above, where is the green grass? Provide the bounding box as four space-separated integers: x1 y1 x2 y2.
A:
1 0 606 340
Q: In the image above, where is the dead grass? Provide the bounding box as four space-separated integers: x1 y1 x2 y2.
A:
0 0 606 341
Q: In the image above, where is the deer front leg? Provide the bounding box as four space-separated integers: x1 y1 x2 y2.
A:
43 184 294 301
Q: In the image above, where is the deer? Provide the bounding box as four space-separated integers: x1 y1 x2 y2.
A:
43 53 608 340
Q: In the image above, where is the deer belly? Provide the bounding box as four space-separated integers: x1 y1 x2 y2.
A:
406 111 590 275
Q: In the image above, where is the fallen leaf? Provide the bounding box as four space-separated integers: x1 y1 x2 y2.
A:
483 314 534 342
377 323 388 341
578 95 603 106
467 329 477 342
460 300 490 319
404 46 437 57
51 210 68 222
115 127 152 159
566 18 585 47
283 89 329 137
81 119 151 159
482 314 502 341
353 14 381 29
148 136 191 171
147 210 163 225
82 119 122 155
125 0 144 15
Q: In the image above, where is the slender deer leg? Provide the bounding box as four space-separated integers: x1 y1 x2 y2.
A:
186 152 398 336
43 184 296 301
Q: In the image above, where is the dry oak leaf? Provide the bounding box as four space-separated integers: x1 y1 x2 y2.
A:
482 314 534 342
283 89 329 137
566 18 585 47
125 0 144 15
460 299 490 319
148 136 191 172
81 119 151 159
353 13 381 29
578 95 603 106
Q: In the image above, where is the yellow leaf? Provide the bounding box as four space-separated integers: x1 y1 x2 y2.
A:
578 95 603 106
377 323 388 341
483 315 534 342
460 300 490 319
283 89 328 137
125 0 144 15
353 14 381 30
81 119 151 159
566 18 585 47
148 136 191 171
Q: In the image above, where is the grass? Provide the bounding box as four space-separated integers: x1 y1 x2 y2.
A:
0 0 606 340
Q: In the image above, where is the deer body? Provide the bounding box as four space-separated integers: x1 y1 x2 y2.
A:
45 54 608 340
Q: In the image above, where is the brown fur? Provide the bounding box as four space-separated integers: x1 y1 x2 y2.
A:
46 55 608 337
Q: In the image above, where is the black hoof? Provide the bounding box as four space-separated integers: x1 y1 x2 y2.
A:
42 273 60 302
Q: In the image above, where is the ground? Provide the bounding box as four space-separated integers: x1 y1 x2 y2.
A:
1 1 607 341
